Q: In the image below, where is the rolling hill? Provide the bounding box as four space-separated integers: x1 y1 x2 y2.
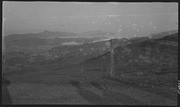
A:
4 31 108 53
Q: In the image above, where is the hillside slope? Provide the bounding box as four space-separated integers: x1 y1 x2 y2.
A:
82 32 178 96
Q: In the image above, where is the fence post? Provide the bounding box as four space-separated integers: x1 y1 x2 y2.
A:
110 39 115 77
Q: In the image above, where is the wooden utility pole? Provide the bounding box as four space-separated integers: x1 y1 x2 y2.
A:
110 39 115 77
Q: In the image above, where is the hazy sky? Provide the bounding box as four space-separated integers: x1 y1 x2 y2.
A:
3 2 178 37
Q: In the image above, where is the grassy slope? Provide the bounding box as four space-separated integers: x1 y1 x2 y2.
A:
81 33 178 100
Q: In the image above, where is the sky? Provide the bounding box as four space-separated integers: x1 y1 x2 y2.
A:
3 2 178 38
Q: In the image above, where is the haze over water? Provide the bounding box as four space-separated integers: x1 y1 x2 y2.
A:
3 2 178 38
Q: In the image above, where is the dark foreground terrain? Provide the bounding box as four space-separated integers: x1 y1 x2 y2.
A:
2 62 177 105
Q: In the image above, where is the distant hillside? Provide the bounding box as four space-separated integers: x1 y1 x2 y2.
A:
4 31 79 48
5 31 79 39
156 33 178 42
4 31 108 53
